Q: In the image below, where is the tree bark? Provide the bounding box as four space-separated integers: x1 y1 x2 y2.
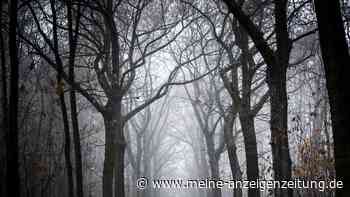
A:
103 100 126 197
66 1 84 197
239 115 260 197
269 1 292 197
103 116 116 197
237 25 260 197
58 84 74 197
114 139 126 197
223 111 242 197
0 1 8 195
314 1 350 196
6 0 20 196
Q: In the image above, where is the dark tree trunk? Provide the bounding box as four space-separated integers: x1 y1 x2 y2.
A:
223 111 242 197
69 25 84 197
58 85 74 197
267 55 292 197
103 100 126 197
103 116 116 197
237 25 260 197
314 1 350 196
114 139 126 197
239 115 260 197
125 124 137 197
0 1 8 195
66 1 84 197
269 1 292 197
6 0 20 196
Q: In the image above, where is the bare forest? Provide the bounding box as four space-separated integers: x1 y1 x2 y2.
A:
1 0 350 197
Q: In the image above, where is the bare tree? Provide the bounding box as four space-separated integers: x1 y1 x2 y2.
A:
222 1 316 196
20 1 201 197
125 87 172 197
184 69 226 197
181 2 269 196
2 1 346 197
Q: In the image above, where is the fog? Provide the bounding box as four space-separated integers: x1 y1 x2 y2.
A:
1 0 346 197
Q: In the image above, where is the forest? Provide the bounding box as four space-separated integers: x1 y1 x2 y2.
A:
1 0 350 197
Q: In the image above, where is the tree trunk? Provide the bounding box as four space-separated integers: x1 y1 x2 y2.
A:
6 0 20 196
223 112 242 197
314 1 350 196
135 133 142 197
103 101 126 197
69 40 84 197
58 85 74 197
0 1 8 195
143 150 151 197
267 45 292 197
239 115 260 197
198 129 210 197
114 138 126 197
237 25 260 197
66 1 84 196
209 159 221 197
205 135 221 197
103 116 116 197
268 1 293 197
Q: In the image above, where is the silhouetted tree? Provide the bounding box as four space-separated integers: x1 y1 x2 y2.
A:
7 0 21 196
314 1 350 196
